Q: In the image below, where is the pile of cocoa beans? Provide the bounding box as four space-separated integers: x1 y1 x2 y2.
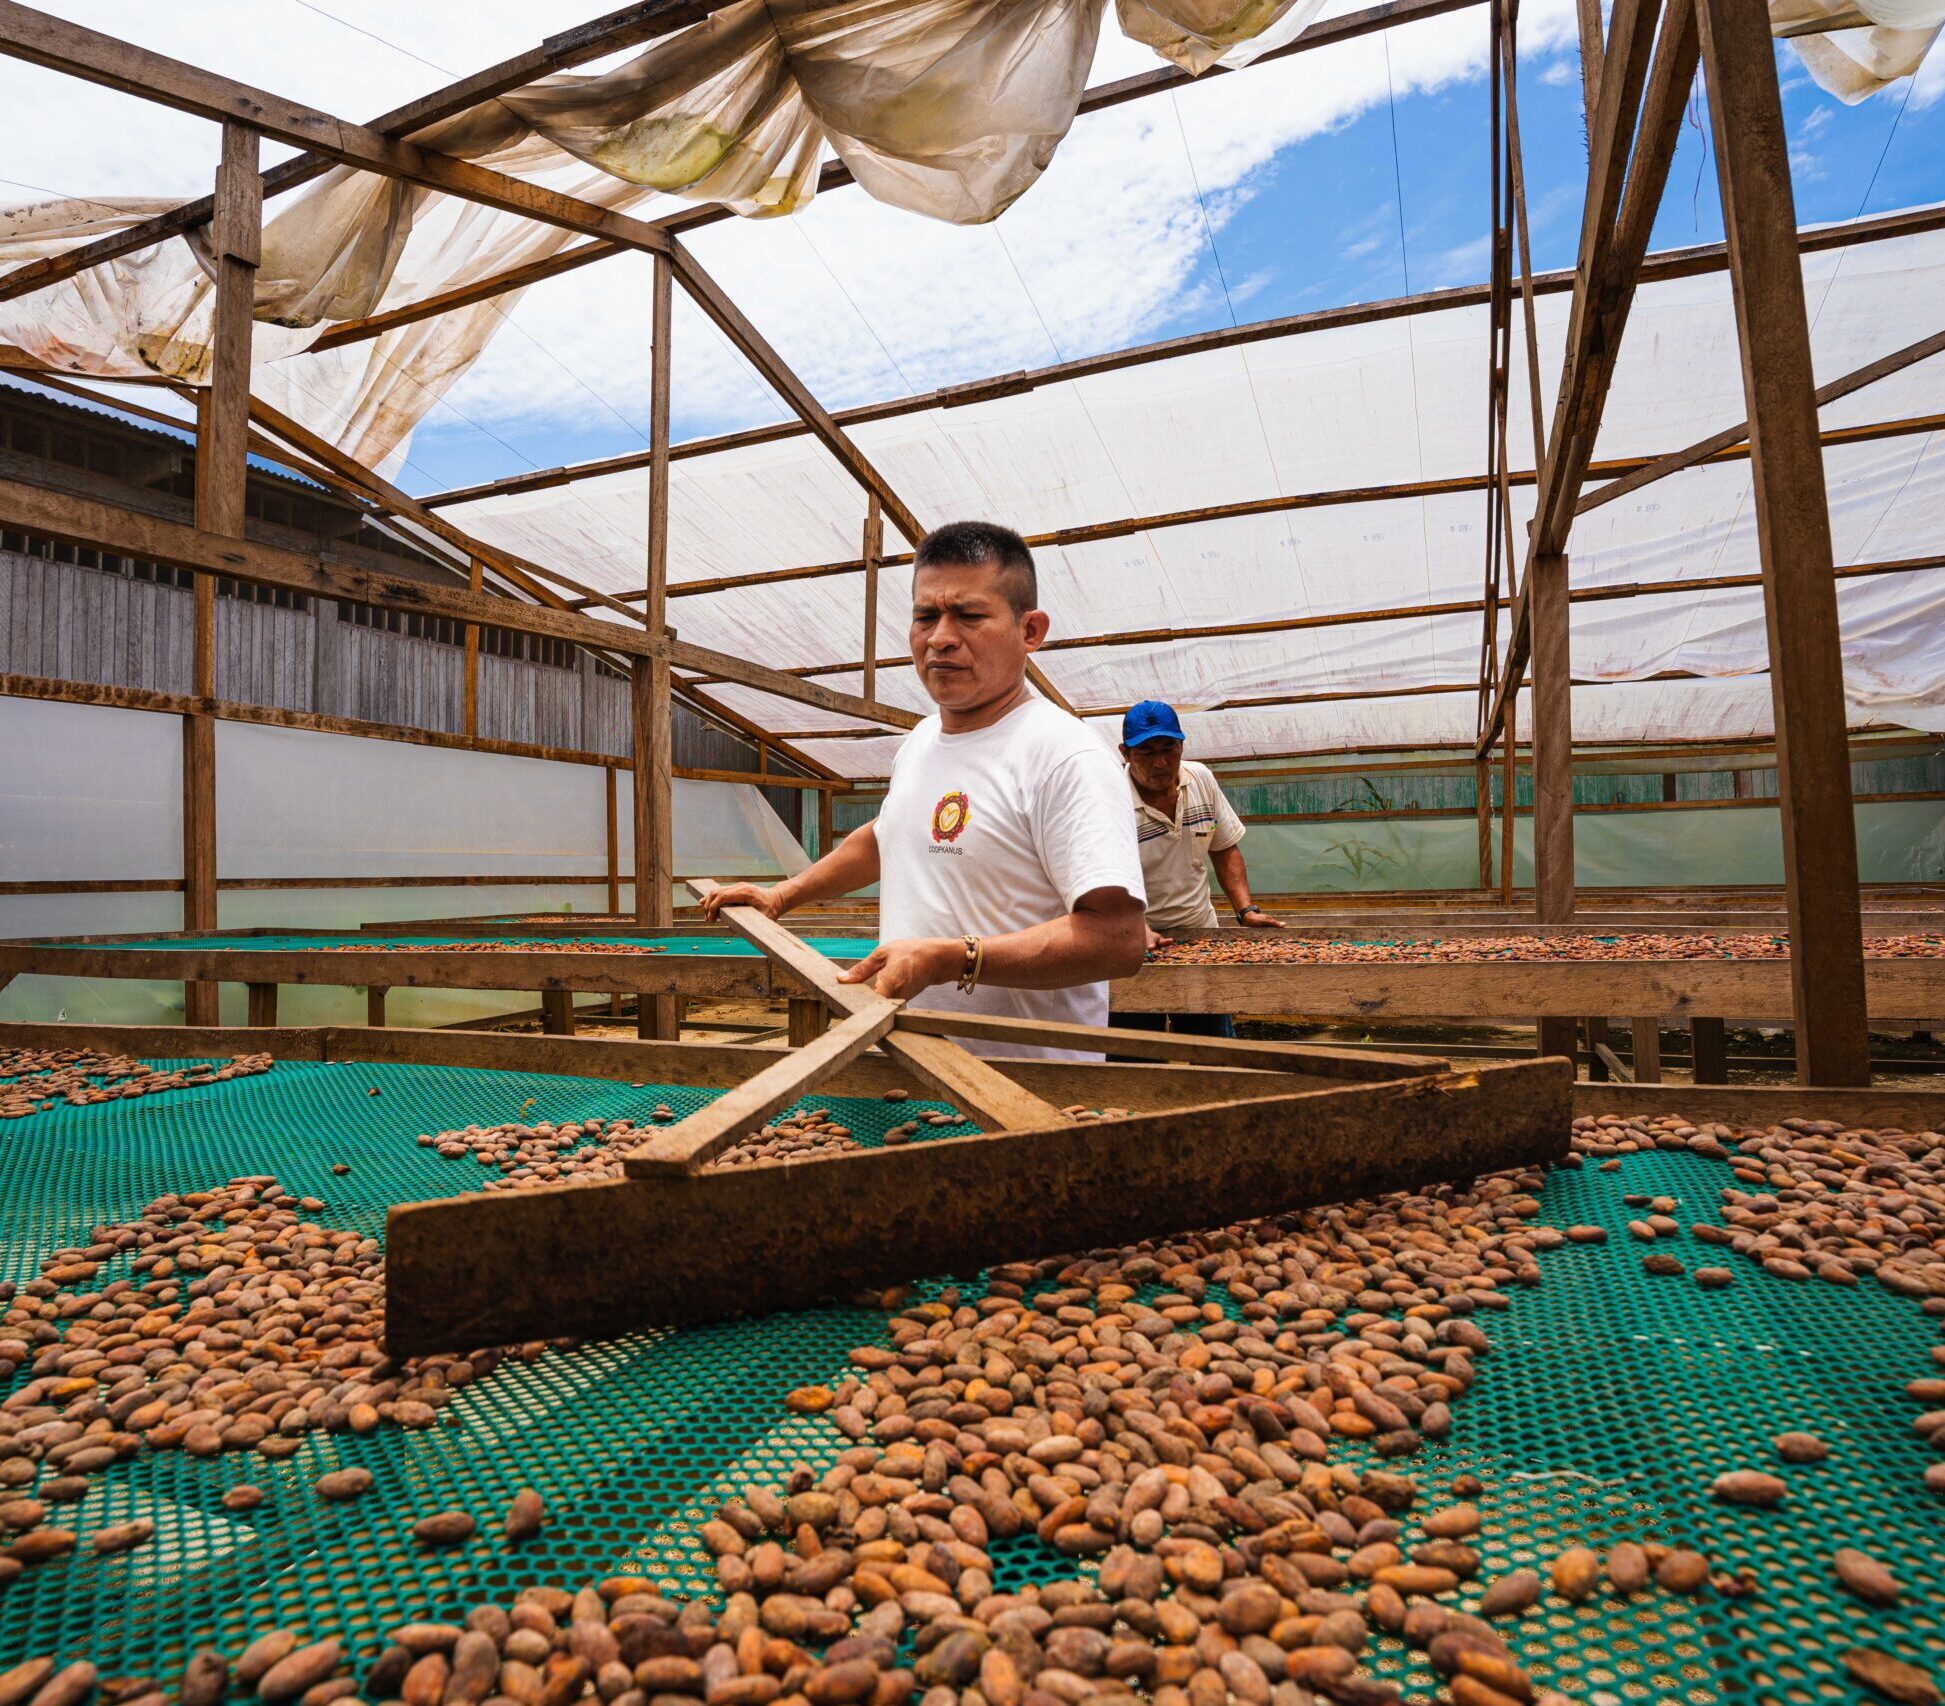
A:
1146 932 1943 967
0 1049 271 1121
0 1176 546 1585
318 942 667 957
2 1107 1943 1706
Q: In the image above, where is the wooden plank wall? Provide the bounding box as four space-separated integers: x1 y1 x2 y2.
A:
0 549 802 833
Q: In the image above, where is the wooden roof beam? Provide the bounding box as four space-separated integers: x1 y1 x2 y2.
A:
1578 321 1945 515
0 1 679 298
309 0 1493 363
662 234 1077 715
423 198 1945 513
617 407 1943 612
734 553 1940 692
0 0 746 305
0 474 920 731
1478 0 1701 755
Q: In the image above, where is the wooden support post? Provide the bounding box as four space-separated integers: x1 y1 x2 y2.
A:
635 251 678 1041
1697 0 1870 1087
463 556 483 736
182 121 259 1026
605 764 623 1012
1529 554 1574 925
861 495 882 704
1691 1015 1728 1084
1586 1016 1611 1080
1475 756 1492 888
367 986 388 1028
1633 1016 1662 1082
788 997 828 1048
1529 552 1575 1062
245 982 278 1028
541 989 576 1036
1576 0 1606 125
605 765 621 917
1499 700 1516 905
818 790 836 862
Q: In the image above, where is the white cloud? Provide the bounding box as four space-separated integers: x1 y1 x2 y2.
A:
1539 58 1577 86
1426 232 1492 287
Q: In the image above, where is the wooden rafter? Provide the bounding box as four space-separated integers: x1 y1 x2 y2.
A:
1476 0 1701 758
553 407 1944 615
0 5 688 267
0 0 747 305
297 0 1495 360
420 202 1945 515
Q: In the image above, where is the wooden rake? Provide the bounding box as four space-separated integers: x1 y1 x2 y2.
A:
383 881 1572 1353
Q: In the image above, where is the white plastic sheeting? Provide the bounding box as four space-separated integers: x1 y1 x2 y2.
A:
1236 798 1945 891
0 699 808 1024
0 0 1321 471
443 226 1945 774
1 0 1930 472
1773 0 1945 99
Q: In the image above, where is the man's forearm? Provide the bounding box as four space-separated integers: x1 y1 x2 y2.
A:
975 902 1146 989
1211 846 1256 915
773 822 880 912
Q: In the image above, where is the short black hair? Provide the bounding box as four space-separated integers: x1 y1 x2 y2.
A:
912 520 1038 616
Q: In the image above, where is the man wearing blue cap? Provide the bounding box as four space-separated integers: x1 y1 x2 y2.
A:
1118 700 1282 1039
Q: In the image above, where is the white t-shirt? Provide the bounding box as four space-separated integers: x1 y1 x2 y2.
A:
1130 760 1246 934
876 697 1145 1060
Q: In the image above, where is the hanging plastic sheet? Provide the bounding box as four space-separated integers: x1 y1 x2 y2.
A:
1772 0 1945 100
0 0 1334 467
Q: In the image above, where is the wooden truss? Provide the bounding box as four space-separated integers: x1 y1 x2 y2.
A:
369 888 1572 1350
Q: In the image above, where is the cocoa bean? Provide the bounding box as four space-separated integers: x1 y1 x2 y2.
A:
258 1642 344 1704
413 1512 477 1549
504 1490 546 1544
26 1664 95 1706
0 1663 55 1706
1606 1543 1651 1594
1476 1570 1539 1618
1834 1549 1902 1608
1711 1471 1785 1508
178 1653 227 1706
238 1634 300 1690
1842 1648 1940 1706
1654 1550 1709 1595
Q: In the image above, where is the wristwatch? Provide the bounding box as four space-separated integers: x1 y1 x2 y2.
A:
1235 906 1265 923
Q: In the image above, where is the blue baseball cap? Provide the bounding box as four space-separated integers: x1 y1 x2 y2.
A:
1122 700 1186 748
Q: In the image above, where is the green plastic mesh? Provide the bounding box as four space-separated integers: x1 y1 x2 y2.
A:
0 1068 1941 1703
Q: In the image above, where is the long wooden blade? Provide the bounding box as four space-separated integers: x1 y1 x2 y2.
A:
623 1000 898 1176
689 881 1068 1132
896 1006 1443 1081
0 1019 1307 1113
384 1058 1572 1352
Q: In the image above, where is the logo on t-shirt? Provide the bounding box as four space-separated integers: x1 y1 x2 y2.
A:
931 790 971 845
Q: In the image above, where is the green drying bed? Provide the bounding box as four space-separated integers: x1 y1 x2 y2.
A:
49 933 877 956
0 1063 1941 1704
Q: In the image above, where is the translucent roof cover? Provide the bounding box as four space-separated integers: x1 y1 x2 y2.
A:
445 226 1945 775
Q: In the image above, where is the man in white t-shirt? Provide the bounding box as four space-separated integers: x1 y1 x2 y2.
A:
1117 699 1283 1040
700 520 1146 1060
